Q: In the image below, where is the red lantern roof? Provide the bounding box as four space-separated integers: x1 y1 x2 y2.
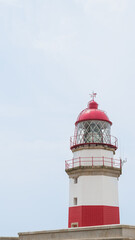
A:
75 100 112 125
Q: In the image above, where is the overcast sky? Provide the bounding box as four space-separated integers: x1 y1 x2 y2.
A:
0 0 135 236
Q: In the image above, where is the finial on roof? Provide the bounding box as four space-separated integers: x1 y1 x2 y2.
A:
88 92 98 109
89 92 97 101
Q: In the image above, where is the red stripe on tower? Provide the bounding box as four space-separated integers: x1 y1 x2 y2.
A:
68 206 120 227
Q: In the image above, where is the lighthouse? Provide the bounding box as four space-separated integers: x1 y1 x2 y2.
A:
65 93 122 228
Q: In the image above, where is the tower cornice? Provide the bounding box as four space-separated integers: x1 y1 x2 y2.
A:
65 165 122 178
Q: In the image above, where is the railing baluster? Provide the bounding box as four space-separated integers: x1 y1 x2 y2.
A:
111 158 113 167
72 158 74 168
79 157 81 167
120 159 122 169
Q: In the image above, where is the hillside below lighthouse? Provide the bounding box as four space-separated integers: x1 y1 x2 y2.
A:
65 93 122 228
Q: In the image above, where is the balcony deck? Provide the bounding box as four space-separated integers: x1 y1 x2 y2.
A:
65 157 121 170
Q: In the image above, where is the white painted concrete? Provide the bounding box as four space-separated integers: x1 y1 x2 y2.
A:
69 175 119 207
73 148 113 159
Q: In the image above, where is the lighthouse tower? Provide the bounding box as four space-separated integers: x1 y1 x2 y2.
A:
65 93 122 228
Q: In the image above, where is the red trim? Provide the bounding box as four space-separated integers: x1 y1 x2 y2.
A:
68 205 120 228
70 142 117 151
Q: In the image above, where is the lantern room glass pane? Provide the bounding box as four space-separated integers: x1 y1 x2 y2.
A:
75 120 111 145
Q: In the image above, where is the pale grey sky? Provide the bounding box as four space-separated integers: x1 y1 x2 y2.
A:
0 0 135 236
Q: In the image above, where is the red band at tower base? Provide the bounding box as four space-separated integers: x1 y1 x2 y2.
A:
68 206 120 228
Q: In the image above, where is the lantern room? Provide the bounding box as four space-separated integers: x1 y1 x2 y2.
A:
70 97 117 150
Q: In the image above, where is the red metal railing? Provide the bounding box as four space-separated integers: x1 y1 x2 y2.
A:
65 157 122 170
70 134 118 149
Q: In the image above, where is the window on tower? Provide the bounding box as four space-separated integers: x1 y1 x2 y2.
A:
74 197 77 205
74 178 78 184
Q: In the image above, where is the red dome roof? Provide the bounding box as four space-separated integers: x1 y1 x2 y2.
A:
75 100 112 125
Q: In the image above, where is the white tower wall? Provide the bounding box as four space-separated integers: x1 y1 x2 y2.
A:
73 148 114 159
69 175 119 207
